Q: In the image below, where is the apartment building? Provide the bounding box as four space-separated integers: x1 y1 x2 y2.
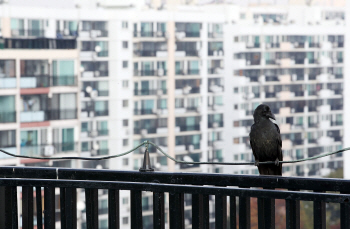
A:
0 0 346 228
224 6 345 177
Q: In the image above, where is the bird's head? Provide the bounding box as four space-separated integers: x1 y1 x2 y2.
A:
253 104 275 122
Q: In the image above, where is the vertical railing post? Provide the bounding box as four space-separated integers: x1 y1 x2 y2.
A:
85 188 98 229
22 186 34 229
36 187 43 229
239 187 250 229
0 186 18 229
215 194 227 229
341 192 350 229
153 192 165 229
169 192 184 229
230 196 237 229
258 188 275 229
130 190 143 229
108 189 120 229
44 186 55 229
313 191 326 229
192 194 204 228
286 189 300 229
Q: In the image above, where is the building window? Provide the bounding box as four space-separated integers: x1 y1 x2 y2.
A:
122 217 129 224
233 138 240 144
122 80 129 88
123 158 129 166
123 119 129 127
234 104 238 110
123 139 129 146
233 121 239 127
122 21 128 29
123 41 128 49
233 87 239 93
123 61 128 68
123 100 129 108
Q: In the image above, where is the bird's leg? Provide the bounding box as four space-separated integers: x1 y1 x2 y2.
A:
254 160 260 167
274 158 280 166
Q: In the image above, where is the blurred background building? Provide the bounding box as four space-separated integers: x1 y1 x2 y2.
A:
0 0 346 228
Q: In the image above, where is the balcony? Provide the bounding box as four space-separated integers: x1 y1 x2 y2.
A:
56 30 79 37
134 109 155 115
133 50 157 57
20 76 50 88
208 121 224 129
1 38 77 49
20 142 78 156
134 69 167 77
20 109 77 123
0 166 349 229
177 125 200 132
11 29 45 37
133 31 166 38
0 77 16 89
0 112 16 123
134 89 166 96
52 76 77 86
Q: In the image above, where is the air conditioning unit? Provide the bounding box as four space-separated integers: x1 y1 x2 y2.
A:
175 32 185 40
141 129 148 136
333 43 338 48
158 69 164 76
94 71 100 77
156 31 163 37
188 145 194 152
292 74 297 81
212 122 219 128
64 28 69 35
12 30 19 36
157 89 163 95
89 130 98 137
266 43 271 49
246 60 251 66
43 145 54 156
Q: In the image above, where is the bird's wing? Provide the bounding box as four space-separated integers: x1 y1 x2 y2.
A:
275 123 283 161
249 124 259 160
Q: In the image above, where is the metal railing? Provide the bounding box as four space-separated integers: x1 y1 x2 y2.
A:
2 38 77 49
1 166 350 229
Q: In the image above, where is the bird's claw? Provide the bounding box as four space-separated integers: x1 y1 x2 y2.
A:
274 159 280 166
254 160 259 167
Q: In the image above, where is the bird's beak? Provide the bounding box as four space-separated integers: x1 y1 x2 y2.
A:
266 111 275 120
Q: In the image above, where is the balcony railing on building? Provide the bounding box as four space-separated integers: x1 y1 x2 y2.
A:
1 38 77 49
133 69 167 77
133 31 166 38
20 76 77 88
134 89 166 96
0 111 16 123
20 142 78 156
11 29 45 37
20 109 77 123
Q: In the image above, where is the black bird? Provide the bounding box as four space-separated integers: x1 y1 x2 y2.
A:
249 104 283 175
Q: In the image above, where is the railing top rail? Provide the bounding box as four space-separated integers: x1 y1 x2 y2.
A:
0 166 349 192
0 178 349 203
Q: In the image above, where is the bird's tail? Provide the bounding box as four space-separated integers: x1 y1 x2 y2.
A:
258 164 282 176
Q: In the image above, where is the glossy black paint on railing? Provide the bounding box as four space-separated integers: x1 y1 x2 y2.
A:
0 166 350 229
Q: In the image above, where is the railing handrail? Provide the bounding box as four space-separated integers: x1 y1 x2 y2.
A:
0 177 348 203
0 166 350 192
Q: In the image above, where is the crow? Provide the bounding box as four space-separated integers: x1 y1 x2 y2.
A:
249 104 283 175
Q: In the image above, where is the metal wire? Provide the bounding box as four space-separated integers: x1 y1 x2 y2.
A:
1 140 349 165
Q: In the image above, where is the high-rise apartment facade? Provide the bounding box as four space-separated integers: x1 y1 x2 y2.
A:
0 1 346 228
